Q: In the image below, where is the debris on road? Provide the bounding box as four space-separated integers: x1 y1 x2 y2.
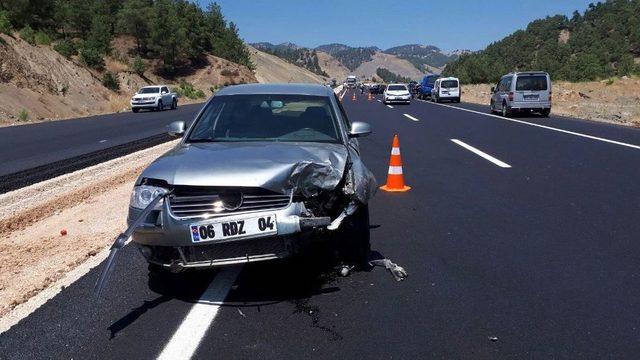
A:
488 336 499 342
338 264 354 277
237 308 246 318
368 259 408 281
60 229 67 236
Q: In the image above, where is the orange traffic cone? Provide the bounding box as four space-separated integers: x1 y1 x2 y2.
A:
351 93 356 101
379 134 411 192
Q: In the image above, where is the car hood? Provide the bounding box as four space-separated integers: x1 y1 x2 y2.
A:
138 142 350 196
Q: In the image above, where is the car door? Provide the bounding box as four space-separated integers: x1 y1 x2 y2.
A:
161 86 171 104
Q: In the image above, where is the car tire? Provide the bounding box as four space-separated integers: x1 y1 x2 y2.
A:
501 102 510 117
340 205 371 267
171 98 177 110
156 100 163 111
132 108 139 113
541 108 550 117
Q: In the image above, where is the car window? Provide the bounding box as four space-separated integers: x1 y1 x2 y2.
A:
515 75 548 91
441 80 458 88
187 95 340 143
139 87 160 94
499 78 509 91
161 86 168 93
387 85 407 91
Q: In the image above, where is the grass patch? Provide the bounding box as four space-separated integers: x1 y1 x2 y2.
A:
18 109 29 122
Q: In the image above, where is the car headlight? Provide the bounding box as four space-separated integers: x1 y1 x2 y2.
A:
130 185 168 209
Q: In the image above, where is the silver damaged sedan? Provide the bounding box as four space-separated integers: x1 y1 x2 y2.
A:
128 84 377 274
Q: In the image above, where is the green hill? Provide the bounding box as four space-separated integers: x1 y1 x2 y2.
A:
444 0 640 83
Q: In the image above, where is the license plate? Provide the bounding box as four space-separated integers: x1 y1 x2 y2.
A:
524 94 539 101
190 214 277 243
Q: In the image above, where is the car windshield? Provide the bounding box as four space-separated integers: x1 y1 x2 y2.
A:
441 80 459 88
138 87 160 94
187 95 340 143
516 75 548 91
427 77 438 85
388 85 407 91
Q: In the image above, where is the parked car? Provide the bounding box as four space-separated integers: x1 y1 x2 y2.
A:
490 72 551 117
130 85 178 113
431 77 461 103
128 84 377 276
408 81 419 98
417 74 439 100
383 84 411 104
369 84 383 94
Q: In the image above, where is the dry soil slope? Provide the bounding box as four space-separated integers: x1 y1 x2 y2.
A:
316 51 350 81
0 34 256 125
354 52 425 81
248 45 325 84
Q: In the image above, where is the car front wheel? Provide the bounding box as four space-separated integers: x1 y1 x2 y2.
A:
132 108 139 113
171 99 177 110
541 108 550 117
156 100 163 111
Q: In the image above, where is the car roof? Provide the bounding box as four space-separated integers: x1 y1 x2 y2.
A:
216 83 335 97
387 83 407 86
140 85 164 88
508 71 549 76
439 77 459 81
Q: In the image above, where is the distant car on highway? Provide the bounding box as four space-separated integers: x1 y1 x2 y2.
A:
345 75 357 89
383 84 411 104
417 74 439 100
431 77 461 103
490 71 551 117
130 85 178 113
128 83 377 276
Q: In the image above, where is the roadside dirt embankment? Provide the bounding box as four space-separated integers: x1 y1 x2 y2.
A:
0 34 256 126
461 77 640 126
0 140 178 318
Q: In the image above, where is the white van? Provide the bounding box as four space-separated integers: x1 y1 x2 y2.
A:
431 77 460 103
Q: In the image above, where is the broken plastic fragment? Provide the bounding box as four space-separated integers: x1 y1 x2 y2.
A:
368 259 408 281
327 202 359 231
338 264 354 277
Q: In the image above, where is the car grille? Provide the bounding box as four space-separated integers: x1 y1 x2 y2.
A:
182 237 287 263
168 187 291 220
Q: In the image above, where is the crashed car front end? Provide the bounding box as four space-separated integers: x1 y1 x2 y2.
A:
128 85 376 270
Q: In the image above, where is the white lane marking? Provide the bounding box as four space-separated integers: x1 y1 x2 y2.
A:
377 99 382 103
451 139 512 168
403 114 419 121
386 105 394 109
158 266 242 360
429 101 640 151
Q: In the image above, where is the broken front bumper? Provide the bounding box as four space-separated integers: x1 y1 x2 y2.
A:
129 200 331 268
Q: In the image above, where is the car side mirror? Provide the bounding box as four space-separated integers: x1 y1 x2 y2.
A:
348 121 371 138
167 121 185 137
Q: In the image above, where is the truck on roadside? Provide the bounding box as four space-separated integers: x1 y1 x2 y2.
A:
130 85 178 113
345 75 357 89
416 75 439 100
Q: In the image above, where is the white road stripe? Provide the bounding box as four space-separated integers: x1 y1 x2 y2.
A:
451 139 512 168
429 101 640 151
386 105 394 109
377 100 381 103
158 266 242 360
403 114 419 121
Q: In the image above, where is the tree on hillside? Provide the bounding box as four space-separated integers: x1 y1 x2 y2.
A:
117 0 152 54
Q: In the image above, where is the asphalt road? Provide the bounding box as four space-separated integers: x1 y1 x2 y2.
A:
0 103 203 177
2 90 640 359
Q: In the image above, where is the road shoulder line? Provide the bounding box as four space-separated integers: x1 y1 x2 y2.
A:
426 101 640 150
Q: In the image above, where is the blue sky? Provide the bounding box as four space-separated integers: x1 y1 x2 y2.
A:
199 0 596 51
